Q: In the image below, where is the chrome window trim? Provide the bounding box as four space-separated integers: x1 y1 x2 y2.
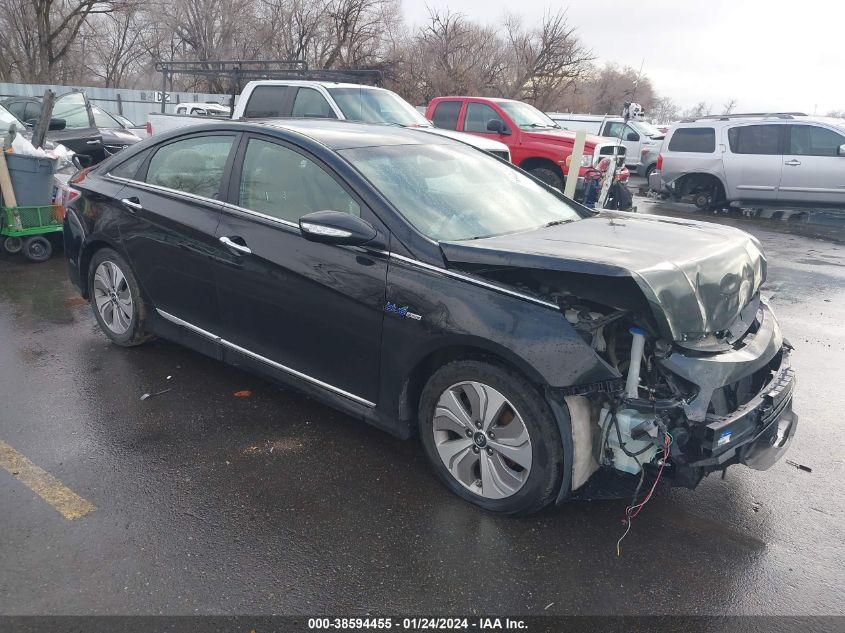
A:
105 174 223 207
387 253 559 310
221 202 300 229
156 309 375 408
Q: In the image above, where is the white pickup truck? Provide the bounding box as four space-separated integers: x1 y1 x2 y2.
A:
146 81 512 161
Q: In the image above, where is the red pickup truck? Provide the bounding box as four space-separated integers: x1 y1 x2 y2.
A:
425 96 627 189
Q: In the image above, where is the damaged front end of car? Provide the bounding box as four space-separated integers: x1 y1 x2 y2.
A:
440 212 798 496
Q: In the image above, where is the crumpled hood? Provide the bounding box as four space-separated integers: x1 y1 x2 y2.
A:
440 211 766 343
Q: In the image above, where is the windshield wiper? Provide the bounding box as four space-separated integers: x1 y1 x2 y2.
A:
522 123 556 129
544 219 573 227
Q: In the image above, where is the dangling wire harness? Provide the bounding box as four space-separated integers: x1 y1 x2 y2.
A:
615 430 672 556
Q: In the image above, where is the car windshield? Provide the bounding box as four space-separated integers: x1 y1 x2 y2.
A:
328 87 431 127
498 101 559 130
91 105 122 129
0 105 24 129
632 120 662 137
341 143 582 241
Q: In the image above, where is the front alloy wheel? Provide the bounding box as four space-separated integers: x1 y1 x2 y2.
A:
433 381 532 499
419 360 566 515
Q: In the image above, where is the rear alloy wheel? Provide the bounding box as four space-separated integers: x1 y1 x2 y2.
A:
21 236 52 262
88 248 153 346
529 166 564 191
419 360 565 515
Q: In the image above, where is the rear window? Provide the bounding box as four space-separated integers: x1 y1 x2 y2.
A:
432 101 461 130
728 125 785 155
243 86 292 118
667 127 716 153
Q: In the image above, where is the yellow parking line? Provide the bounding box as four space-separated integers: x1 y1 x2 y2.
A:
0 439 96 520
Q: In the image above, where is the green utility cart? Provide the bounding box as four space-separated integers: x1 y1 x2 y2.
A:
1 205 62 263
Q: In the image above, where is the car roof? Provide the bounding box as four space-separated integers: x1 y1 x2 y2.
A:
254 119 457 149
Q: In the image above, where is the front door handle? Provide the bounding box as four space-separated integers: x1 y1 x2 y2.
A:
784 159 802 166
219 236 252 255
86 139 102 145
121 197 143 212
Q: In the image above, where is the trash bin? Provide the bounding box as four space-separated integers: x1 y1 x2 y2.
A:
4 154 58 207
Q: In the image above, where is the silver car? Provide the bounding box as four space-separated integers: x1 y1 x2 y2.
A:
652 113 845 209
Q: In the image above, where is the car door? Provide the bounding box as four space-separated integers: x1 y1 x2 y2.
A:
461 101 509 139
48 91 104 163
115 132 239 336
778 124 845 205
603 121 640 166
722 124 786 202
214 134 388 405
290 87 337 118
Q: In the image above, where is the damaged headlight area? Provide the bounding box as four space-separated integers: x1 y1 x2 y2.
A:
488 268 798 492
563 293 797 491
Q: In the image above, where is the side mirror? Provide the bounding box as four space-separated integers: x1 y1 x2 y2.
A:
626 132 640 142
48 117 66 131
486 119 509 135
839 144 845 156
299 210 377 246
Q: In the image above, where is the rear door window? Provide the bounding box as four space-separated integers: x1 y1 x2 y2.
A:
145 135 236 199
667 127 716 153
728 125 786 155
788 125 845 156
243 86 293 118
291 88 336 118
464 103 501 133
432 101 462 130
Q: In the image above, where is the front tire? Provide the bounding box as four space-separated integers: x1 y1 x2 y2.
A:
88 248 153 346
419 360 565 515
529 166 564 191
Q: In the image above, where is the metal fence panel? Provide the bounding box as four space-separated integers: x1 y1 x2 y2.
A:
0 82 233 125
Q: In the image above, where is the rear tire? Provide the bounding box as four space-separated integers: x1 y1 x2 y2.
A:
21 236 52 263
418 359 565 515
529 166 564 191
88 248 153 346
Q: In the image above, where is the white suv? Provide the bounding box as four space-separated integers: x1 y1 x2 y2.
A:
653 113 845 209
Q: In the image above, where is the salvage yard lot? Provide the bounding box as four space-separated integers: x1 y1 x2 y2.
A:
0 210 843 616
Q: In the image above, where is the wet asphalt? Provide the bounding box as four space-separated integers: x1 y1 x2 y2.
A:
0 202 843 617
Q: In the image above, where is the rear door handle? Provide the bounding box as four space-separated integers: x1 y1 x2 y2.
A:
784 159 802 166
219 236 252 255
121 197 143 212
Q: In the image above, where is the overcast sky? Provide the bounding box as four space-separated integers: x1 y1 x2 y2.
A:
404 0 843 115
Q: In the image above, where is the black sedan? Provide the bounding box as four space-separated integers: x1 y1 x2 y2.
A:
64 120 797 514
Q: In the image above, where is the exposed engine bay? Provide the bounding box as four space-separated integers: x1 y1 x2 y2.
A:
440 211 798 495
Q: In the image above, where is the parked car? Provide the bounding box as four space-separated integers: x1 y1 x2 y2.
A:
175 102 231 116
64 119 797 514
652 113 845 209
426 97 626 190
148 81 511 161
2 92 104 163
547 113 665 170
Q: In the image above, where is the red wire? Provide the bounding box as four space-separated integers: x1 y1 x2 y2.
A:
626 435 670 519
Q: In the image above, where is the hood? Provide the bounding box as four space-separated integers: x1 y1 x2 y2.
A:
526 128 606 148
418 127 510 152
440 212 766 344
